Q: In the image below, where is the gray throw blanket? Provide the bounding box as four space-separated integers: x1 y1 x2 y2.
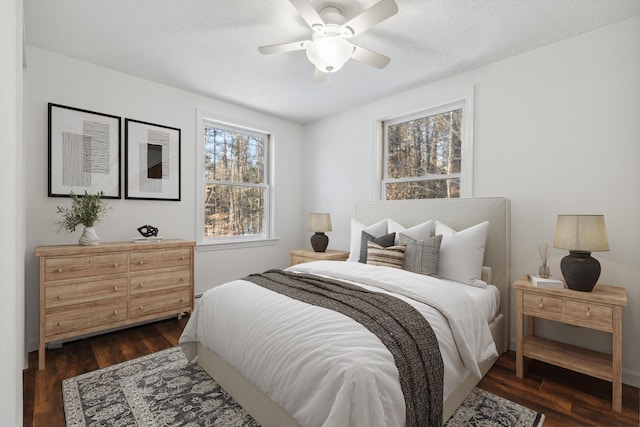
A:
244 269 444 427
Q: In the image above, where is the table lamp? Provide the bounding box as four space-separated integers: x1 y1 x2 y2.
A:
553 214 609 292
307 213 332 252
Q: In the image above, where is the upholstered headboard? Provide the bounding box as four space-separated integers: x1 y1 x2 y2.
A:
356 197 511 350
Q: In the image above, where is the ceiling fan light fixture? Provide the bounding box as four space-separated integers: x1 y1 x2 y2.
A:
305 35 354 73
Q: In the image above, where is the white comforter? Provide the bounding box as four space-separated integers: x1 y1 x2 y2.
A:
179 261 498 427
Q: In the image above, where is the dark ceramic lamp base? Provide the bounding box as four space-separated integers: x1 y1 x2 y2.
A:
560 250 601 292
310 232 328 252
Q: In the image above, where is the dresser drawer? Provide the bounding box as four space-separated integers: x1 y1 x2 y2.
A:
565 301 613 330
129 288 192 319
44 253 128 281
130 269 191 295
45 276 128 309
130 248 191 272
523 293 563 320
45 300 128 337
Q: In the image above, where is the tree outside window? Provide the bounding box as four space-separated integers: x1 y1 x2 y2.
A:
203 123 269 240
383 102 466 200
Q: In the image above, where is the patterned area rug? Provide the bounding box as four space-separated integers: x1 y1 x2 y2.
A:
63 347 544 427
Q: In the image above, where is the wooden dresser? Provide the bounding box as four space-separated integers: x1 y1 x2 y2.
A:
35 239 195 369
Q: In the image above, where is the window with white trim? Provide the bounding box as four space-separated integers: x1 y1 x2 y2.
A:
382 99 472 199
199 118 271 244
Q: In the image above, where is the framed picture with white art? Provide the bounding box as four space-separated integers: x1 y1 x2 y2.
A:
124 118 181 201
48 103 121 198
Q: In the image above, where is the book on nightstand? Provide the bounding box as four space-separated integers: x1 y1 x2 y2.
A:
528 274 565 289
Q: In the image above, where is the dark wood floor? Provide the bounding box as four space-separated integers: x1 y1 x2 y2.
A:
24 317 639 426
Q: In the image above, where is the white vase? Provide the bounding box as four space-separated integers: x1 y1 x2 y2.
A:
79 226 100 246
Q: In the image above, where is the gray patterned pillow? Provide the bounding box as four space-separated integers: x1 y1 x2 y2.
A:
402 234 443 276
366 241 406 269
359 231 396 263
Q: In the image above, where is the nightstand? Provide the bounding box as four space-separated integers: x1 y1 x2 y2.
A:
289 249 349 266
513 277 627 411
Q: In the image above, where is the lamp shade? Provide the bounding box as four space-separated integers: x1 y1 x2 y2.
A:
306 36 353 73
553 215 609 252
307 213 332 232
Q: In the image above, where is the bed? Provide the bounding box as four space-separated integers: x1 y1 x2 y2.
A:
180 197 510 426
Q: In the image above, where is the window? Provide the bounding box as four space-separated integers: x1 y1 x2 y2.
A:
199 116 271 245
381 98 472 200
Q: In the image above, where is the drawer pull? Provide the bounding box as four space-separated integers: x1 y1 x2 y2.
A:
138 305 144 310
180 256 185 260
138 283 143 288
586 307 592 317
113 286 119 291
538 299 544 308
139 260 144 265
57 268 63 273
113 262 119 267
57 295 62 300
180 277 184 282
113 310 118 315
57 321 62 326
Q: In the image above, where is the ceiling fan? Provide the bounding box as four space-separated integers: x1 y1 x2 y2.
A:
258 0 399 81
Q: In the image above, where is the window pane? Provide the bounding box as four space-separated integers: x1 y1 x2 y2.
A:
204 184 265 238
387 109 462 179
386 179 460 200
204 127 264 184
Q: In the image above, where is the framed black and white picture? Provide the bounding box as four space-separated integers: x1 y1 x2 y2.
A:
48 103 121 198
125 119 181 201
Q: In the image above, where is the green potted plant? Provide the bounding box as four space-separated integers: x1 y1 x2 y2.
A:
55 191 110 246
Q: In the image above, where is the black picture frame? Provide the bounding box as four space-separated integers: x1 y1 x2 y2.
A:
48 103 121 198
125 118 181 201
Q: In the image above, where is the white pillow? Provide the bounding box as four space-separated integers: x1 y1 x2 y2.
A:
436 221 489 287
348 218 388 262
388 218 434 245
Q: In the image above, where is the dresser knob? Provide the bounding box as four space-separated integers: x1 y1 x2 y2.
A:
139 260 144 265
57 268 63 273
138 283 143 288
538 299 544 308
57 321 62 326
57 295 62 300
113 286 119 291
586 308 592 317
139 305 143 310
180 277 184 281
180 256 185 260
113 262 118 267
113 310 118 315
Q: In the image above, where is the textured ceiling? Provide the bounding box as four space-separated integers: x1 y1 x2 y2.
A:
24 0 640 124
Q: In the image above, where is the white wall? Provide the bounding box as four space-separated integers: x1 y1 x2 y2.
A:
1 0 24 424
23 47 305 352
303 17 640 386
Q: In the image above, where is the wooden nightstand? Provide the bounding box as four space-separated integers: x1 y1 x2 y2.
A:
289 249 349 266
513 277 627 411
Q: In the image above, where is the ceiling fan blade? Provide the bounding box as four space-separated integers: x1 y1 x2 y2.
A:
258 40 309 55
351 45 390 69
343 0 398 37
313 68 329 82
289 0 324 29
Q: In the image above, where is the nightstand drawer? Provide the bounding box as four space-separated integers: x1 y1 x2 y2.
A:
565 301 612 330
522 293 563 320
